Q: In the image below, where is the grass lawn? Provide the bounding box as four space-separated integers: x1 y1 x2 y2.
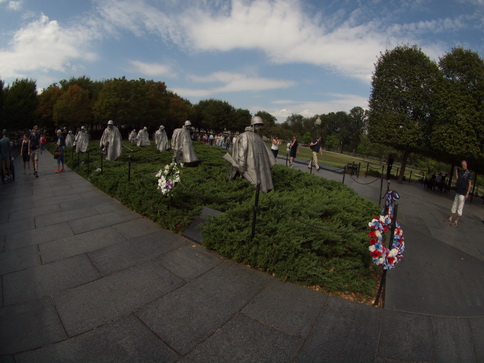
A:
56 140 383 303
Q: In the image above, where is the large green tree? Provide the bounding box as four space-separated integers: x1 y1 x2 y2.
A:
368 45 441 182
3 78 38 130
431 47 484 168
193 99 236 132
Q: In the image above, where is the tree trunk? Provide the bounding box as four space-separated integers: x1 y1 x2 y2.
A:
398 149 410 183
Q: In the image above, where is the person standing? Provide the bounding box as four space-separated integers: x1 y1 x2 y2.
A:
271 135 280 158
308 136 322 171
289 135 298 167
386 154 394 180
171 120 198 164
54 129 65 173
446 160 472 226
155 125 169 151
40 134 47 153
29 125 41 178
0 129 12 183
20 132 31 175
74 126 89 153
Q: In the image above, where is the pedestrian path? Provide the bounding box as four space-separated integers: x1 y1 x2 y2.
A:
0 152 482 362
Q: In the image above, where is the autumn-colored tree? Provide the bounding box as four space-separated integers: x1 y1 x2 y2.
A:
53 85 92 130
36 84 62 130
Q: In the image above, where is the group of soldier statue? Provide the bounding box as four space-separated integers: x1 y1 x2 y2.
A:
99 116 275 192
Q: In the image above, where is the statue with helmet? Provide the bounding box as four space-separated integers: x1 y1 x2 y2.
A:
100 120 122 161
171 120 199 164
155 125 169 151
226 116 276 192
136 127 151 147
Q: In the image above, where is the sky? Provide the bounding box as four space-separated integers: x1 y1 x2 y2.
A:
0 0 483 122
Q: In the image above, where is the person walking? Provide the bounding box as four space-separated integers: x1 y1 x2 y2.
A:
20 132 31 175
0 129 12 183
446 160 472 226
308 136 322 171
29 125 41 178
271 135 280 158
289 135 298 167
54 129 65 173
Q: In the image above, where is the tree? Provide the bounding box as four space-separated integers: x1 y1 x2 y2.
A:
163 92 194 133
368 45 441 182
36 84 62 130
3 79 38 130
193 99 236 132
53 85 92 130
431 47 484 168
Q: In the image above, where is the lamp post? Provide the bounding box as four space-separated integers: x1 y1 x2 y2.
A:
314 116 322 137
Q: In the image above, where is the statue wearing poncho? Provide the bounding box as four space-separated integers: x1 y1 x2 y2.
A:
231 116 276 193
128 130 137 144
100 120 122 161
155 125 169 151
74 126 89 153
65 131 74 148
172 120 198 163
136 127 150 147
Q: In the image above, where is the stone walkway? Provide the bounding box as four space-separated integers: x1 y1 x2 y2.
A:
0 152 482 362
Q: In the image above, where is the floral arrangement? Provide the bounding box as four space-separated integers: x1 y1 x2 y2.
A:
368 215 405 269
368 190 404 270
155 162 182 196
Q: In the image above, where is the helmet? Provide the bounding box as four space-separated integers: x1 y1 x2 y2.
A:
143 126 147 131
159 125 164 130
107 120 114 126
184 120 192 127
250 116 263 126
81 126 85 130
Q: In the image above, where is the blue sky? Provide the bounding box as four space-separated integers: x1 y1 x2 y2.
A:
0 0 482 122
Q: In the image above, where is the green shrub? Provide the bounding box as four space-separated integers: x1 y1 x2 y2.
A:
55 141 381 297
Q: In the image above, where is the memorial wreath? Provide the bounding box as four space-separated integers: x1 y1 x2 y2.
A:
155 162 182 196
368 214 405 270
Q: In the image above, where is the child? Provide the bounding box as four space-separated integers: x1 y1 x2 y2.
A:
20 133 31 175
55 129 65 173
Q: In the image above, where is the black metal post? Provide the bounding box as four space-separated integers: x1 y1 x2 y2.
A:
285 152 288 167
374 270 386 307
342 165 346 184
87 150 90 175
365 162 369 177
357 162 361 178
128 155 131 181
379 165 384 206
250 183 261 241
309 159 313 174
409 170 412 183
352 161 356 176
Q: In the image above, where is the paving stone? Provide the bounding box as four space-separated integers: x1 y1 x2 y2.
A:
469 318 484 358
136 261 272 355
297 296 381 362
0 297 67 354
88 230 185 275
242 279 327 337
68 209 139 234
39 226 126 264
7 204 62 223
183 207 223 243
54 261 184 337
15 314 179 362
155 244 224 281
431 317 477 363
58 195 109 211
377 309 434 362
182 313 302 362
0 245 41 275
0 217 35 236
5 222 74 251
3 254 101 305
112 217 163 240
34 207 94 227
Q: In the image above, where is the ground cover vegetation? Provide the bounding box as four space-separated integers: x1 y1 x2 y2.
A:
51 141 381 299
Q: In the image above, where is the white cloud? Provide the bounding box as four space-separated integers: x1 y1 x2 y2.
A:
7 1 22 11
268 93 368 122
173 71 294 97
0 14 98 79
129 60 174 77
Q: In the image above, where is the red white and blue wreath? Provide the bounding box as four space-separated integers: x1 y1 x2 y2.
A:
368 214 405 270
